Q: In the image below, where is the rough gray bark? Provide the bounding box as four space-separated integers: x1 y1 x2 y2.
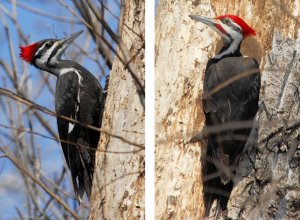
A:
89 1 145 219
156 0 299 219
228 30 300 220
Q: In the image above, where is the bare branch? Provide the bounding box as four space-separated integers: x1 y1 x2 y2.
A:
13 0 81 24
0 146 80 220
58 0 145 99
0 123 144 154
0 88 144 149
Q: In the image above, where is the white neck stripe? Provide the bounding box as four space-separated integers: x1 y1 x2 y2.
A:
59 68 83 86
214 39 240 59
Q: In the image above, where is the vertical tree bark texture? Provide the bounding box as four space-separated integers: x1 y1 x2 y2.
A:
155 1 214 218
229 30 300 219
156 0 299 219
217 1 300 219
89 1 145 219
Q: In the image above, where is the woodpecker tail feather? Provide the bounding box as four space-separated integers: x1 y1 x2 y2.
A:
75 163 92 200
203 139 233 216
71 172 84 203
68 137 94 203
61 142 84 201
62 134 95 203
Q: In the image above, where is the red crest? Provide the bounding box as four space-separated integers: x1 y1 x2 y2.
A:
216 15 256 37
19 43 39 63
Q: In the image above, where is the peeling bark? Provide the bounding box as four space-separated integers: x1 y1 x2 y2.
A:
89 1 145 219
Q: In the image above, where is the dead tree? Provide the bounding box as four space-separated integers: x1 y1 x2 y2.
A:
89 0 145 219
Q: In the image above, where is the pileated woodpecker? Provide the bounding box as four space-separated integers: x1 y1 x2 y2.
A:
20 30 103 202
190 15 260 215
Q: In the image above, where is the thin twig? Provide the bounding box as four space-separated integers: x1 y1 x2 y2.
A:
57 0 145 98
0 146 80 220
0 123 144 154
12 0 81 24
204 68 260 99
0 88 144 149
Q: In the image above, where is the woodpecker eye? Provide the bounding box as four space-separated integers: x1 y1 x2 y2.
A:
45 42 53 48
223 19 230 24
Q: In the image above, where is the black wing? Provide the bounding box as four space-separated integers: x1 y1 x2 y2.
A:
202 56 260 215
203 56 260 157
55 69 102 200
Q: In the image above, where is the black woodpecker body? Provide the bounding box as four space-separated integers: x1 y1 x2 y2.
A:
190 15 261 216
20 30 103 202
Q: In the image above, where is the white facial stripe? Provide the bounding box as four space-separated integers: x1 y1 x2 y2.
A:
214 21 243 59
220 21 243 41
35 43 47 56
50 43 67 64
213 26 231 42
48 41 63 65
35 42 58 66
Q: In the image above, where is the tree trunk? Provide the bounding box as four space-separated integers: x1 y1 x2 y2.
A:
155 1 212 218
89 1 145 219
155 0 299 219
220 1 300 219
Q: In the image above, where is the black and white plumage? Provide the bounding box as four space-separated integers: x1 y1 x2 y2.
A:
20 31 103 201
190 15 261 215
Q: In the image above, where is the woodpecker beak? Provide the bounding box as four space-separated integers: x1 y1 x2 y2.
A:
189 15 218 27
60 30 84 46
54 30 84 60
189 14 229 39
